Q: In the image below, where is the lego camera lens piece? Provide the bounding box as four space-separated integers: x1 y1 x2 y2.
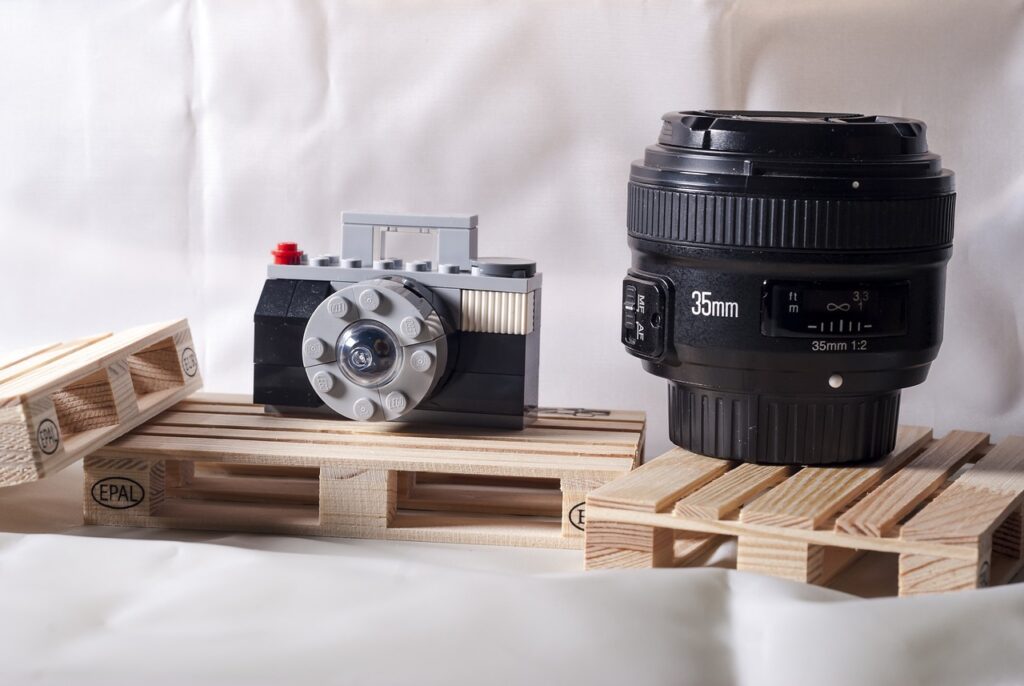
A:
338 321 402 388
623 110 955 465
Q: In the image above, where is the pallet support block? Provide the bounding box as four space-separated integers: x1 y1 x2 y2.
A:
585 520 674 569
561 476 607 539
84 456 166 518
737 536 826 584
320 467 397 533
898 548 990 595
84 394 644 549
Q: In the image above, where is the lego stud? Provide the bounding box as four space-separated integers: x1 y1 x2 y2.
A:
303 337 327 361
385 391 408 413
406 260 431 272
312 371 335 393
358 288 382 311
327 295 350 319
409 350 433 373
399 316 422 339
352 397 376 420
341 258 362 268
438 264 460 274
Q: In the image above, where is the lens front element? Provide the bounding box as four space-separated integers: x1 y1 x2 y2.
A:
338 321 402 388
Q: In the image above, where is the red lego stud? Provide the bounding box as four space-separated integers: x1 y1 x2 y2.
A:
271 242 304 265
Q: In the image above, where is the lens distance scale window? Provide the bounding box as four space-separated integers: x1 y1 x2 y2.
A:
762 281 909 338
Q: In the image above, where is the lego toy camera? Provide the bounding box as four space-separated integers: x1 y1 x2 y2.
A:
254 213 541 429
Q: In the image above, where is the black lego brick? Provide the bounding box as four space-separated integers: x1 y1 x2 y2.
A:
454 332 529 376
255 279 297 319
418 372 528 416
254 279 333 366
288 280 334 321
253 364 323 408
254 320 308 366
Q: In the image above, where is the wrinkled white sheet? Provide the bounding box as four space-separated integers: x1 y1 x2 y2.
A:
3 465 1024 686
1 0 1023 683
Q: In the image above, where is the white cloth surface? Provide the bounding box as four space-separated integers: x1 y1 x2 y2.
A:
1 0 1023 683
3 465 1024 686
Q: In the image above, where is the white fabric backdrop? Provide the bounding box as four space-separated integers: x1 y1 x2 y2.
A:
1 1 1023 684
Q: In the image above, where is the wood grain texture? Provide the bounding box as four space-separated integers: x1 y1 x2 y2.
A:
584 520 674 569
0 342 59 373
0 336 109 386
835 430 988 537
0 320 202 486
587 449 731 513
84 396 644 550
740 426 933 529
139 413 640 457
674 463 791 520
672 531 720 566
737 535 825 583
901 436 1024 545
898 553 988 596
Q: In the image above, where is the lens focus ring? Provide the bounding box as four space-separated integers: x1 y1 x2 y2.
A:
627 183 955 251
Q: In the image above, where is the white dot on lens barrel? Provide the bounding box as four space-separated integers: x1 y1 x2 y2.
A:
851 181 860 189
829 374 844 389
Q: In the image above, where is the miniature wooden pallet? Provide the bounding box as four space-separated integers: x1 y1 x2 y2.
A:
585 427 1024 596
0 320 202 487
83 393 644 549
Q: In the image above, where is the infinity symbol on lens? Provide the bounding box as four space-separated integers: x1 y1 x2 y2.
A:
826 302 851 312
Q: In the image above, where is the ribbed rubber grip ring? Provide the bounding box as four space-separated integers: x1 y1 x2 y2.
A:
668 383 901 465
628 183 955 251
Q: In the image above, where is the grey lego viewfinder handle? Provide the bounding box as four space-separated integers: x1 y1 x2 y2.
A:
341 213 479 271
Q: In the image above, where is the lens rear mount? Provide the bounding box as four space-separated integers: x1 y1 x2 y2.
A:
668 383 901 465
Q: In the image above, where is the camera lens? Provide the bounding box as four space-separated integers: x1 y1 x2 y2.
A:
623 111 955 465
338 320 402 388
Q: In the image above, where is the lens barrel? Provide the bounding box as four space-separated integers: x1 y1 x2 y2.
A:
623 111 954 465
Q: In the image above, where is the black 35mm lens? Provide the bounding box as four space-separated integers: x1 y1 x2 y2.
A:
622 110 954 465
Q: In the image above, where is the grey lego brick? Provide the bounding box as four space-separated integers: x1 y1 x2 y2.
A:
416 371 530 416
341 212 478 229
438 227 477 270
266 263 541 293
340 223 375 264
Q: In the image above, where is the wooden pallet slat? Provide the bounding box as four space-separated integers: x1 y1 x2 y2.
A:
140 411 642 453
0 320 202 486
674 463 791 520
901 436 1024 544
84 393 644 550
0 336 111 385
836 430 989 537
585 428 1024 597
587 449 730 513
739 426 933 529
